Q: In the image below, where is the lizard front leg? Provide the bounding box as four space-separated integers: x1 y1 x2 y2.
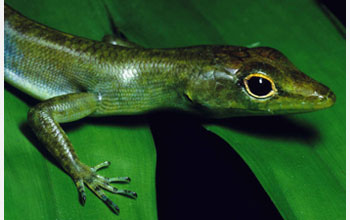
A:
27 92 137 215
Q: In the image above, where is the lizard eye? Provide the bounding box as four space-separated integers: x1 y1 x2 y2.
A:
243 73 276 99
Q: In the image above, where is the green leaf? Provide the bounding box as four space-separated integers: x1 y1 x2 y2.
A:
5 0 345 219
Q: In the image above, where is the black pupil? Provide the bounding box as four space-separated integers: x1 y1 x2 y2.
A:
247 76 272 96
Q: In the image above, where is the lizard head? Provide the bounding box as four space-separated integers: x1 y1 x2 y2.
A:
184 46 335 117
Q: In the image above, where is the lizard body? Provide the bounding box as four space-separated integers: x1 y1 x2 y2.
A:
4 4 335 214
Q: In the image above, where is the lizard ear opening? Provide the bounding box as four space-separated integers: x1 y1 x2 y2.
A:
243 73 277 99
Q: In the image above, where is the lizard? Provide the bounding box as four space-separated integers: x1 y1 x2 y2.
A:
4 4 336 215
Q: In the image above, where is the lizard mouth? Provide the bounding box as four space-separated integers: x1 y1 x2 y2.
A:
313 89 336 109
243 87 336 116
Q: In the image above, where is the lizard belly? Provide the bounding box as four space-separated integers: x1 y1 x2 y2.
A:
5 20 84 100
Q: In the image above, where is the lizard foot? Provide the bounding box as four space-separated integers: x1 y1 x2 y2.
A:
74 161 137 215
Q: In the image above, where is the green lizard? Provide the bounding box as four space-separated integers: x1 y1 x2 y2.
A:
4 4 335 215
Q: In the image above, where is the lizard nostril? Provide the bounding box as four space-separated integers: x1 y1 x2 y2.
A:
317 89 336 108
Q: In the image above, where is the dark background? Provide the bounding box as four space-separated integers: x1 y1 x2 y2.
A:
153 1 344 219
320 0 345 26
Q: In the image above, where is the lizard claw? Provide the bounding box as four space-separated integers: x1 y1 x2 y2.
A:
74 161 136 215
76 179 86 205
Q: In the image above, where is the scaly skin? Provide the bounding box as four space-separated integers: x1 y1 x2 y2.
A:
4 4 335 215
